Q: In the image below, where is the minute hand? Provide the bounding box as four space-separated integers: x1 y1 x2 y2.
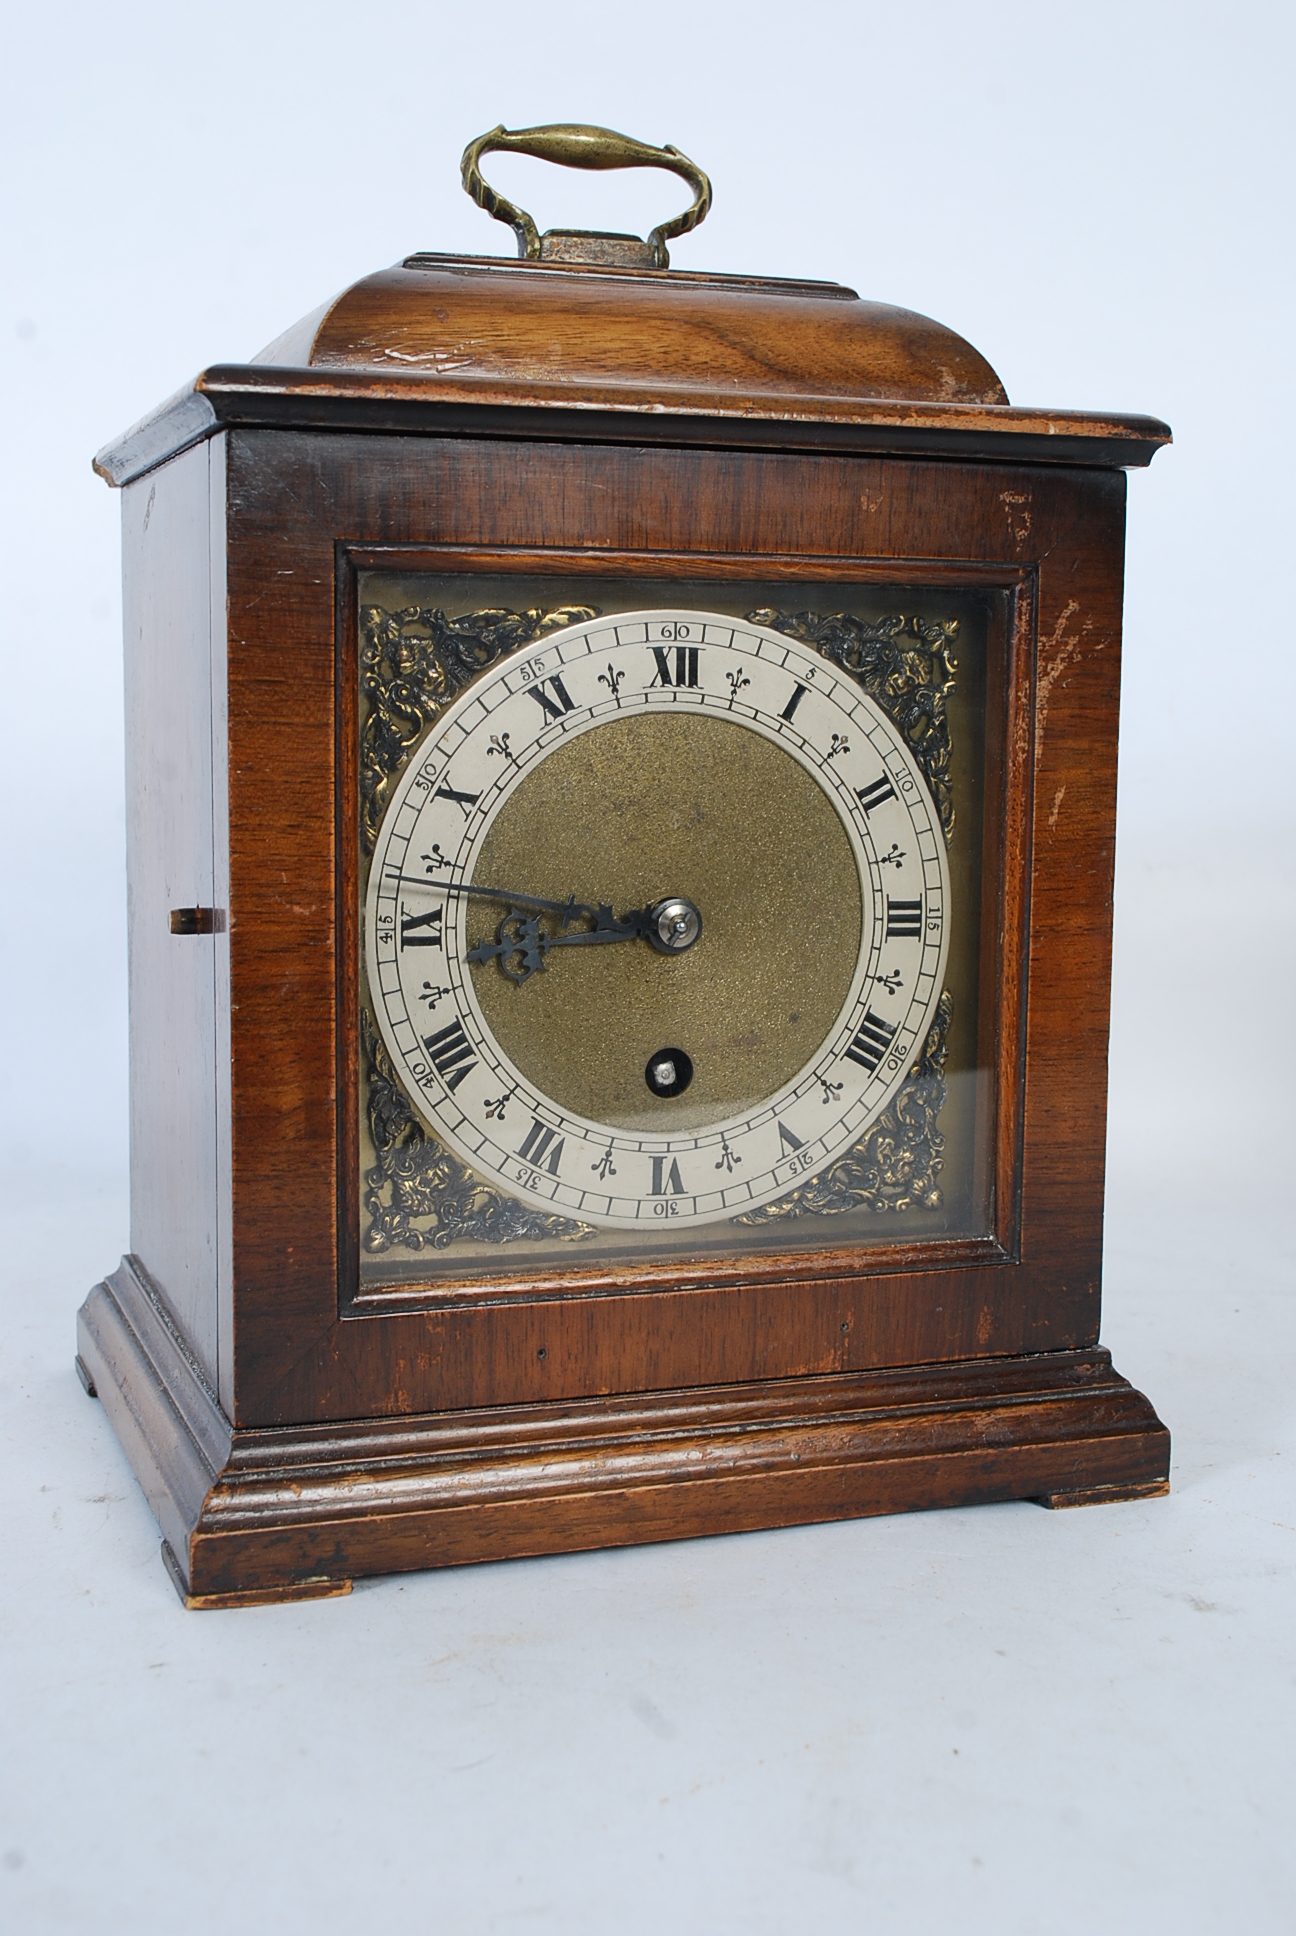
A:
386 875 644 932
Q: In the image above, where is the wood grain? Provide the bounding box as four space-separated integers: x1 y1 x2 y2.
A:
202 432 1125 1425
120 441 222 1385
284 258 1011 402
95 369 1171 488
81 276 1171 1598
80 1254 1170 1608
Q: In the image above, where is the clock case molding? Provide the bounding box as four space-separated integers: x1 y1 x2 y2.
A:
79 252 1171 1607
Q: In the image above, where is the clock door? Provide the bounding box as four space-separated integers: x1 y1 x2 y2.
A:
348 562 1014 1304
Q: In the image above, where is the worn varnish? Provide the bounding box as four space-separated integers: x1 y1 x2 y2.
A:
82 244 1170 1605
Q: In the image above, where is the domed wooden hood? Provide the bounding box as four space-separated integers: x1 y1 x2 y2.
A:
252 257 1009 412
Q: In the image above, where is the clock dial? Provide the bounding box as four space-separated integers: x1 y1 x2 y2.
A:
365 611 950 1230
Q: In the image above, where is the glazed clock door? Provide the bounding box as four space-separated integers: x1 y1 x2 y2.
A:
365 609 950 1231
354 569 1000 1292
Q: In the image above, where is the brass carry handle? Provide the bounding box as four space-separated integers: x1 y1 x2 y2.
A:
460 122 712 268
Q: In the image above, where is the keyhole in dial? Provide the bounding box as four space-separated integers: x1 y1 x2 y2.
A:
646 1047 693 1098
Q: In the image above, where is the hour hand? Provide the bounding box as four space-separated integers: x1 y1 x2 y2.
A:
386 875 701 982
464 912 554 983
461 891 702 984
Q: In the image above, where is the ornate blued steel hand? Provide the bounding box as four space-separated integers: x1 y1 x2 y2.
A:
385 876 701 984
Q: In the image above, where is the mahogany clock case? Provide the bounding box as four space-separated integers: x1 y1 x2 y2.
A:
78 258 1172 1607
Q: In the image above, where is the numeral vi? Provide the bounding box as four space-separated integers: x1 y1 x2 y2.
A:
650 1155 686 1195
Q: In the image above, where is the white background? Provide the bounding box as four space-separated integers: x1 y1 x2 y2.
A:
2 2 1292 1930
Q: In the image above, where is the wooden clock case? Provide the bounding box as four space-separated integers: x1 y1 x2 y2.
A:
79 250 1172 1608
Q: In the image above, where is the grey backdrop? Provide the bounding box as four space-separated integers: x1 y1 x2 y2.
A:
3 0 1291 1172
3 3 1292 1931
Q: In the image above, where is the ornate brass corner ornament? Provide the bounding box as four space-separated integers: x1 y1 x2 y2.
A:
358 601 959 1253
360 604 599 855
747 610 958 843
361 1007 596 1252
734 990 954 1225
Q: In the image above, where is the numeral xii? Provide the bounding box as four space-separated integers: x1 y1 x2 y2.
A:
650 646 702 688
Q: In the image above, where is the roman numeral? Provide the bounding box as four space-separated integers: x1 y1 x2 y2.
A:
885 897 923 938
434 784 480 819
856 774 897 815
780 681 810 722
845 1009 899 1073
527 672 578 721
399 904 443 950
422 1018 477 1092
650 1155 686 1196
649 646 702 688
517 1118 565 1175
777 1121 804 1154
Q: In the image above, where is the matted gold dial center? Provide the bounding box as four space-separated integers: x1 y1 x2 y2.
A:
468 711 862 1134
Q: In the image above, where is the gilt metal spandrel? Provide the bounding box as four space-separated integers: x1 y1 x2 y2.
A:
734 990 954 1224
361 1008 596 1253
746 610 958 843
360 603 599 855
360 602 602 1252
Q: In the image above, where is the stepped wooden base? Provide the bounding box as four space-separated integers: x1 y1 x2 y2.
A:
78 1256 1171 1609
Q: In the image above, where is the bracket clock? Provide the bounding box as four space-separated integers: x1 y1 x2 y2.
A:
78 124 1171 1608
